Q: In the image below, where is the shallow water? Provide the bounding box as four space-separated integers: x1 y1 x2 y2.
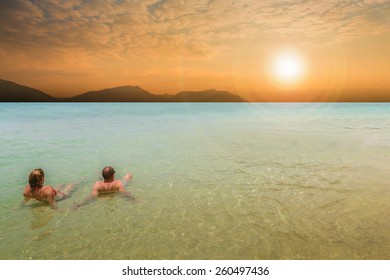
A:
0 103 389 259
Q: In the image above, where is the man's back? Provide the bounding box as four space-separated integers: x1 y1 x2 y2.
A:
74 168 135 208
92 180 124 195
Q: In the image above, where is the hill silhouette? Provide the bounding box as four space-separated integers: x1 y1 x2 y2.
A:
67 85 169 102
0 79 55 102
0 80 246 102
172 89 246 102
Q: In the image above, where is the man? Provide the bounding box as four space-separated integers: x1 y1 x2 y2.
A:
74 166 135 208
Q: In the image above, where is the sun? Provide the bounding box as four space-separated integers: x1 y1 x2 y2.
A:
270 51 306 86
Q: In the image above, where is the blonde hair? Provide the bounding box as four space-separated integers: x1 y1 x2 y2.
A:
28 168 44 192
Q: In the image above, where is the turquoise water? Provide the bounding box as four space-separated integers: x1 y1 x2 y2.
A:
0 103 389 259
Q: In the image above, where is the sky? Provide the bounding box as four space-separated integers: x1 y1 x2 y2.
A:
1 0 390 101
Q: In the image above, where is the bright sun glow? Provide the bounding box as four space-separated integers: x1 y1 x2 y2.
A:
271 52 306 85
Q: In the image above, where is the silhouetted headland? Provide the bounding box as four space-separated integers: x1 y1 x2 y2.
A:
172 89 246 102
0 79 246 102
0 79 55 102
67 86 168 102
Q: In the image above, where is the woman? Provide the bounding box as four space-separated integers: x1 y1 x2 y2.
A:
22 168 74 208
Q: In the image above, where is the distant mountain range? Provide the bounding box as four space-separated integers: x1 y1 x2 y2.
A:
0 79 246 102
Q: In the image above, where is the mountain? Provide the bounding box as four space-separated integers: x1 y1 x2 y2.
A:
0 79 246 102
0 79 55 102
67 87 246 102
172 89 246 102
67 85 168 102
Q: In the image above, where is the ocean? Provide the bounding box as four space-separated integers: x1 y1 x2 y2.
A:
0 103 389 259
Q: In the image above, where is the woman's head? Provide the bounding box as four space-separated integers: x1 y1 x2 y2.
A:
28 168 44 191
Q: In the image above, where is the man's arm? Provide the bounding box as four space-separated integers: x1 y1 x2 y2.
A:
119 188 137 201
118 174 136 201
121 173 132 186
118 184 136 201
73 182 99 209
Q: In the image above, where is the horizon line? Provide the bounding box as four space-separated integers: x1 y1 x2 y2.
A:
1 78 390 102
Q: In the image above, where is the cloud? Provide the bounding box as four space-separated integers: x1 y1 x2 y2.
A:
1 0 389 87
1 1 389 55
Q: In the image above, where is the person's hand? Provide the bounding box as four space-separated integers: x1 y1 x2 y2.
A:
124 173 133 182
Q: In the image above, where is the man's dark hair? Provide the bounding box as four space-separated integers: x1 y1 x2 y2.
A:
102 166 115 180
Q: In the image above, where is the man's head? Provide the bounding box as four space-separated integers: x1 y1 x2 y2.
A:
102 166 115 181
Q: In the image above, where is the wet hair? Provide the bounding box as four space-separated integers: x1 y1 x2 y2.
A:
102 166 115 180
28 168 44 193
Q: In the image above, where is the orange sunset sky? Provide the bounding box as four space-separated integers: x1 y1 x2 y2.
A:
1 0 390 101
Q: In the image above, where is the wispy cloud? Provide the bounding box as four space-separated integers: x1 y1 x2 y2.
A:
1 0 389 56
1 0 389 95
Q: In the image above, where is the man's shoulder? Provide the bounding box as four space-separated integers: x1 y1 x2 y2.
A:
113 179 125 187
94 180 117 190
93 180 105 189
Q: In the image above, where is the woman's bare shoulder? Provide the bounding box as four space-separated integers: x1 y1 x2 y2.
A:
23 185 31 195
41 185 55 194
